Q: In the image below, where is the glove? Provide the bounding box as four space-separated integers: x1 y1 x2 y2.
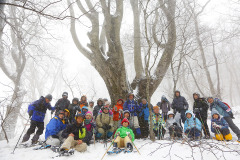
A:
52 135 59 139
107 125 112 130
102 124 108 130
184 106 188 110
215 125 222 129
173 122 177 126
28 110 33 118
228 111 234 119
193 108 200 114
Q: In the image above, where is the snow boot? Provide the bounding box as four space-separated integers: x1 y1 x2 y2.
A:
32 134 40 144
215 134 224 141
224 133 232 141
125 143 133 153
22 133 30 143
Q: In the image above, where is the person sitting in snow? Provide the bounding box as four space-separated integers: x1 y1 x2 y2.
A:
98 101 113 116
149 106 166 140
123 93 141 138
84 111 96 145
111 118 135 153
22 94 55 144
68 98 80 123
184 110 202 140
45 110 66 146
60 114 89 153
95 106 114 139
211 109 232 141
166 111 182 139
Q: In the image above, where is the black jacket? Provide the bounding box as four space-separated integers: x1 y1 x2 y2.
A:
193 98 209 119
55 98 70 112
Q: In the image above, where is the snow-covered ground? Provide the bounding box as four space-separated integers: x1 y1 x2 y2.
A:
0 109 240 160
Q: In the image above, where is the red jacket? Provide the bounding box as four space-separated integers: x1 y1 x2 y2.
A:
112 100 123 121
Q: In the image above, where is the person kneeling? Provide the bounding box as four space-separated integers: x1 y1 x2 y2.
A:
60 114 89 153
111 118 135 153
211 109 232 141
166 111 182 139
184 110 202 140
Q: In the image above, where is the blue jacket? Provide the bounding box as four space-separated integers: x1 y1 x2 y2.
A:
210 98 232 118
123 100 140 116
139 103 152 121
172 96 189 112
184 110 202 132
28 96 55 122
45 116 66 139
81 106 89 115
211 109 229 133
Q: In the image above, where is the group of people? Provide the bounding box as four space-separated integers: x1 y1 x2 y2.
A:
21 91 240 153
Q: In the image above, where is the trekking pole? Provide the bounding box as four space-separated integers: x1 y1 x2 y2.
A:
215 127 227 145
131 140 141 155
12 116 31 154
101 136 118 160
198 113 208 138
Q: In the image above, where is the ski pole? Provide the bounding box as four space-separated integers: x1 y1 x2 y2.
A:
12 116 31 154
131 140 141 155
101 135 118 160
198 113 208 137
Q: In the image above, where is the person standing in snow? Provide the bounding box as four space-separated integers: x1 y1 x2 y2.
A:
93 98 104 120
45 110 66 146
123 93 141 138
157 95 171 121
193 93 210 139
54 92 70 115
22 94 55 144
79 95 88 109
208 97 240 142
88 100 94 113
139 99 152 138
112 99 124 130
172 90 189 124
68 98 80 124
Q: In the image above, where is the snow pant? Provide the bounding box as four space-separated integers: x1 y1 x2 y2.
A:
223 117 240 138
139 120 149 138
114 136 132 148
153 127 166 139
113 121 119 131
162 112 168 121
61 136 87 152
22 120 44 143
46 131 65 146
185 127 201 139
169 125 182 138
195 114 210 137
180 110 187 124
97 127 114 139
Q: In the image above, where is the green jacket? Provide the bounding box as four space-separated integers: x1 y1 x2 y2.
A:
114 126 135 142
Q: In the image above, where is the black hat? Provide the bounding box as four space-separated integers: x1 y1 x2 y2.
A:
45 94 52 101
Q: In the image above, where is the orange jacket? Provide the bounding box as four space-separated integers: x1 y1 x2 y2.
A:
112 100 124 121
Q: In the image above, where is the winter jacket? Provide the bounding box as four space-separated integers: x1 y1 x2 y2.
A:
96 112 113 128
112 101 123 121
62 122 91 144
211 109 229 133
114 126 135 142
28 96 55 122
139 103 152 121
81 106 89 115
55 98 70 113
172 95 189 112
157 98 171 113
68 104 81 122
123 99 141 116
166 117 180 129
93 99 104 119
184 110 202 132
45 116 66 140
193 98 209 119
79 96 88 109
149 113 166 131
210 98 232 118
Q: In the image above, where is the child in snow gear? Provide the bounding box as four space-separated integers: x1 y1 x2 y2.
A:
93 98 104 120
139 99 152 138
79 95 88 109
123 93 141 137
112 99 124 130
208 97 240 142
172 91 189 124
193 93 210 138
45 110 67 146
110 118 135 153
84 111 96 145
54 92 70 114
88 100 94 113
60 114 89 152
157 95 171 121
149 106 166 139
22 95 55 144
81 106 89 115
68 98 80 123
184 110 202 140
96 106 114 139
211 109 232 141
119 110 134 129
166 111 182 139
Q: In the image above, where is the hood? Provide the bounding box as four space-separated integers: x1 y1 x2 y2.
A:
64 109 70 117
211 109 221 120
72 98 79 104
85 111 93 117
193 92 200 100
123 110 131 118
167 111 175 118
174 90 181 97
161 96 169 102
81 106 88 111
185 110 195 120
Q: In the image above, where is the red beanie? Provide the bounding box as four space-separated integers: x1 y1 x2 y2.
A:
121 118 130 125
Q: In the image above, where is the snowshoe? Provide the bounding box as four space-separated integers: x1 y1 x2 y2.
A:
123 148 132 153
33 144 51 150
107 148 122 155
51 146 61 153
56 149 75 157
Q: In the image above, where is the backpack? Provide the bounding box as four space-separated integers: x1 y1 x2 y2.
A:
223 102 231 112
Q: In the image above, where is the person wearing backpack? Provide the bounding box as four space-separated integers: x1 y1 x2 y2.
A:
208 97 240 142
22 94 55 144
193 93 210 139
